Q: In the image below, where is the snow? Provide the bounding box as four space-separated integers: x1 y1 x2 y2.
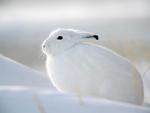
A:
0 55 150 113
0 55 51 88
0 90 150 113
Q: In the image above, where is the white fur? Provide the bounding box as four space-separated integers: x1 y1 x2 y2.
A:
42 28 144 105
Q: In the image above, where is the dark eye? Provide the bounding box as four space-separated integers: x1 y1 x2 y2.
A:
57 36 63 40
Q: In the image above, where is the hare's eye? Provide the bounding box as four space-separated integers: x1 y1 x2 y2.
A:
57 36 63 40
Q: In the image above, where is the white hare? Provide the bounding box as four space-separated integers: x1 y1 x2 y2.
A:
42 28 144 105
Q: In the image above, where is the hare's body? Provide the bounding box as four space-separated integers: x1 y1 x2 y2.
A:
43 28 144 105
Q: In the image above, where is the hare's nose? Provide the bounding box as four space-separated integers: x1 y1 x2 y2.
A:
42 40 47 50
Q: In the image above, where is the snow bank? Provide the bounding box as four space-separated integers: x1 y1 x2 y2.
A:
0 55 51 88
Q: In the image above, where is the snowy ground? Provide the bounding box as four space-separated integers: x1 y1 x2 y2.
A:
0 55 150 113
1 90 150 113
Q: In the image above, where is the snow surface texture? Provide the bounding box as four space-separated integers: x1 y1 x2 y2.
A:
0 55 150 113
43 28 143 105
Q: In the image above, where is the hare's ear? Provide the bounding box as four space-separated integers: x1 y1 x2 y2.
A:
83 35 99 40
